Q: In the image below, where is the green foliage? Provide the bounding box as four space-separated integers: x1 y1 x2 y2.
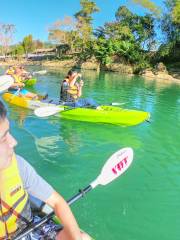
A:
158 43 174 58
95 6 156 51
172 1 180 24
158 0 180 62
75 0 99 24
22 34 34 55
93 38 115 65
92 36 149 67
14 45 24 56
134 60 151 74
161 0 180 42
75 0 99 44
92 5 156 67
115 6 134 24
95 22 134 42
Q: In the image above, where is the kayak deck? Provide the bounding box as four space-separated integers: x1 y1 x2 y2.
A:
2 93 150 126
61 105 150 126
24 78 37 87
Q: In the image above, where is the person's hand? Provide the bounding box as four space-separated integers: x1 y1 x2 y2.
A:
79 80 84 87
20 83 25 88
78 73 82 78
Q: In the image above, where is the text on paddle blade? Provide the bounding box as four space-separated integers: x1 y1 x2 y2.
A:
112 156 128 174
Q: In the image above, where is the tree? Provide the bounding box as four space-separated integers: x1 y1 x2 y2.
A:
95 6 155 50
0 23 16 57
93 5 155 68
22 34 34 57
48 16 80 53
12 45 24 60
75 0 99 45
158 0 180 61
172 0 180 24
95 22 134 42
115 6 134 24
48 16 75 44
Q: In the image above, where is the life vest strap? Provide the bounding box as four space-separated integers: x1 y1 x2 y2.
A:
0 193 30 224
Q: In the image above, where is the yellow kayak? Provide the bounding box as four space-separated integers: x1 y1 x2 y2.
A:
2 92 54 109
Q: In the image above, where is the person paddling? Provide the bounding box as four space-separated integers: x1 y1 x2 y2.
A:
7 66 47 100
60 69 101 109
0 100 91 240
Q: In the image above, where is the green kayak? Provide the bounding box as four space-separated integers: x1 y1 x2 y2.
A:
2 93 150 126
60 105 150 126
24 78 37 87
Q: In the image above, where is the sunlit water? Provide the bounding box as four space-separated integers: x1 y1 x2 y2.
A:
0 66 180 240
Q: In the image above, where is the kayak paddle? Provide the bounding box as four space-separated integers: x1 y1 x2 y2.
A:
34 105 65 117
34 102 126 118
32 70 47 75
0 75 14 94
111 102 126 106
14 147 133 239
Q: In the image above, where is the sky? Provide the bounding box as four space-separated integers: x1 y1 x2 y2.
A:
0 0 164 44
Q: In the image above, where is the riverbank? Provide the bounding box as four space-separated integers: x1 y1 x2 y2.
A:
0 59 179 82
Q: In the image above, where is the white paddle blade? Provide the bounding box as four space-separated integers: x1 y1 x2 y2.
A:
33 70 47 75
91 147 133 189
111 102 126 106
34 106 64 117
0 75 14 93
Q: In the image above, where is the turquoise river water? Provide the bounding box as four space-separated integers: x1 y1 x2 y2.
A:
0 66 180 240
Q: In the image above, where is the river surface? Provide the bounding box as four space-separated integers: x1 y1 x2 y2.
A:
0 66 180 240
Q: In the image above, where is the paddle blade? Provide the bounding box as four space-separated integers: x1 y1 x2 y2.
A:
34 106 64 117
0 75 14 93
111 102 126 106
91 147 133 188
33 70 47 75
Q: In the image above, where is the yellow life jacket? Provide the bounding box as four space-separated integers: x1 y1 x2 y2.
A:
0 155 29 239
6 69 14 75
60 78 79 102
11 74 23 84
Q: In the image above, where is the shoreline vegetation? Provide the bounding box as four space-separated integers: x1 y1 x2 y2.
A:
0 1 179 82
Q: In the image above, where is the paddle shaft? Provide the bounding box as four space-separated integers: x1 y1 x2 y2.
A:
14 185 92 240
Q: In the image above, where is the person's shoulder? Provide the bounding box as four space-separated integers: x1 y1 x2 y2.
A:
63 78 69 82
16 154 26 164
16 154 33 171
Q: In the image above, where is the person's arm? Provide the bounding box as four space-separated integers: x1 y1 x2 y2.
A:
69 73 81 87
46 192 82 240
10 82 25 88
17 155 84 240
77 80 84 97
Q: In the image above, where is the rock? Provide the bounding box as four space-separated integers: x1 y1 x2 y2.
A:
154 62 169 77
42 60 76 68
155 72 174 81
105 63 133 74
155 62 167 72
141 69 155 78
80 61 100 71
